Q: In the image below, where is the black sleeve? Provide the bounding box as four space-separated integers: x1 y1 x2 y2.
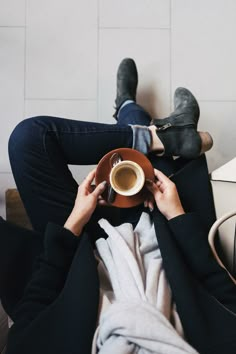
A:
168 212 236 310
6 223 100 354
11 223 80 322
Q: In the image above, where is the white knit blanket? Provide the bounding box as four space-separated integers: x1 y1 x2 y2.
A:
92 212 198 354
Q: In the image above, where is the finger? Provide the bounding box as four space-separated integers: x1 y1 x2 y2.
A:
145 179 158 193
145 179 155 187
83 168 97 187
147 200 154 212
153 169 169 181
92 181 107 198
98 199 110 206
154 169 174 187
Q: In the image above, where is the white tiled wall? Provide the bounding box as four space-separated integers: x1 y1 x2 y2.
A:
0 0 236 217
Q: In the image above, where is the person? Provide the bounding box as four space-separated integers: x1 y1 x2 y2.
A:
0 58 235 354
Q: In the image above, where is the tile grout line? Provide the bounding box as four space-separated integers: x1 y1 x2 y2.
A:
96 0 100 122
99 26 170 30
199 99 236 102
169 0 172 112
23 0 27 118
0 26 26 28
24 97 236 102
25 98 97 101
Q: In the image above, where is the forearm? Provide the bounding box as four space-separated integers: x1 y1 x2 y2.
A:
12 223 79 322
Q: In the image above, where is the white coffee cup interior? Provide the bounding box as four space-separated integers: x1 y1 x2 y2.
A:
109 160 145 196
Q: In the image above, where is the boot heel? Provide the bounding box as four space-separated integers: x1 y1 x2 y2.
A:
199 132 213 154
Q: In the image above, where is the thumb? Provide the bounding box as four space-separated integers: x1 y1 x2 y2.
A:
92 181 107 198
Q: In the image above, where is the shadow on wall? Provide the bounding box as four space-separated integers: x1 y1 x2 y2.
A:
137 84 162 120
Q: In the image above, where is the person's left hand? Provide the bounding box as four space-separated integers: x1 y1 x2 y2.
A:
145 169 185 220
64 169 107 236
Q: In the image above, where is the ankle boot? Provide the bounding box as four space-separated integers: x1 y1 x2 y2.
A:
113 58 138 119
156 126 213 159
153 87 200 129
152 87 212 158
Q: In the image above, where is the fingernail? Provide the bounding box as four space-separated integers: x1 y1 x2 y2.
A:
146 179 153 184
102 181 107 186
149 207 154 212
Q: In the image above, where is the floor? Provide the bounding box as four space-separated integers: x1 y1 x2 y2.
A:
0 0 236 217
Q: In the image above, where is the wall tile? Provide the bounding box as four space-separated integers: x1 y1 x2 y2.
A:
172 0 236 100
0 0 25 26
98 29 170 123
0 28 25 172
26 0 98 99
68 165 97 184
25 99 97 121
0 173 16 219
99 0 170 28
198 101 236 172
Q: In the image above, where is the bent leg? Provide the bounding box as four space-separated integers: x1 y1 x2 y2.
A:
8 117 135 232
8 110 184 234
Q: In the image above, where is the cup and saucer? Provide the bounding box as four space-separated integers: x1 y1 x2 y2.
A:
95 148 155 208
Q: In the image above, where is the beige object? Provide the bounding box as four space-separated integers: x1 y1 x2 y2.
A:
210 157 236 274
208 211 236 284
5 189 32 230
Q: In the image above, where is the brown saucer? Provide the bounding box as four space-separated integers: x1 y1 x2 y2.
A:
95 148 155 208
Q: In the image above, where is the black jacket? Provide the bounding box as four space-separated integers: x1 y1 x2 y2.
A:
6 155 236 354
5 212 236 354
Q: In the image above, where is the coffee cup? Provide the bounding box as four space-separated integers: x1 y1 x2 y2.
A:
109 160 145 196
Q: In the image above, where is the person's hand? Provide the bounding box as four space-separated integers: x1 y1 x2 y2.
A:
145 169 185 220
64 169 107 236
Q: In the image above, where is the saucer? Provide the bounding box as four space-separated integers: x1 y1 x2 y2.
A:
95 148 155 208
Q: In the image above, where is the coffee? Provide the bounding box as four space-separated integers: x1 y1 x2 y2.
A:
113 167 137 191
110 160 145 197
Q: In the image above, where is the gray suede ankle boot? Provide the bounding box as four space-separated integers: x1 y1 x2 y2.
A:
153 87 200 129
152 88 213 158
113 58 138 119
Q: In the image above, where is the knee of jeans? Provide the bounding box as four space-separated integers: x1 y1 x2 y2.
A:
8 116 48 160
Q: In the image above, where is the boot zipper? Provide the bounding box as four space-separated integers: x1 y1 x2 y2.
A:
156 123 172 131
156 123 195 131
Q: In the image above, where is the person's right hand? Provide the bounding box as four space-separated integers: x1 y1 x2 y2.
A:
64 168 107 236
146 169 185 220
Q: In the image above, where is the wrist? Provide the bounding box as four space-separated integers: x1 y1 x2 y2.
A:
166 207 185 221
64 221 83 236
64 212 86 237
